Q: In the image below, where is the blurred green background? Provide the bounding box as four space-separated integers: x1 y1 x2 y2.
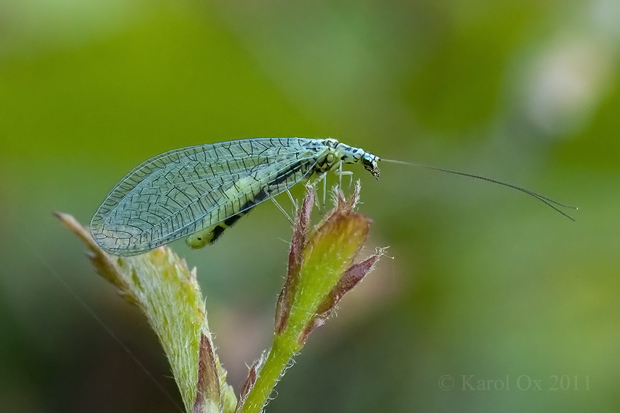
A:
1 0 618 411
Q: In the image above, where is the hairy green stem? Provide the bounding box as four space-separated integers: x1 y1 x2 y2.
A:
241 335 301 413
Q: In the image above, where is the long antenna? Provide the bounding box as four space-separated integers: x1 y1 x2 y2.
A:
380 158 578 221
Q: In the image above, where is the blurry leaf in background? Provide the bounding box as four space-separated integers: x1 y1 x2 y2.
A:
0 0 145 52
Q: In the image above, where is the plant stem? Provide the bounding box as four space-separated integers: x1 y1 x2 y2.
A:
240 334 301 413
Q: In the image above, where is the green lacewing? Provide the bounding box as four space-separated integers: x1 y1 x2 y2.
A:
90 137 575 256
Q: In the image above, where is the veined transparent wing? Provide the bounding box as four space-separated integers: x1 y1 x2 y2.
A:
90 138 324 256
